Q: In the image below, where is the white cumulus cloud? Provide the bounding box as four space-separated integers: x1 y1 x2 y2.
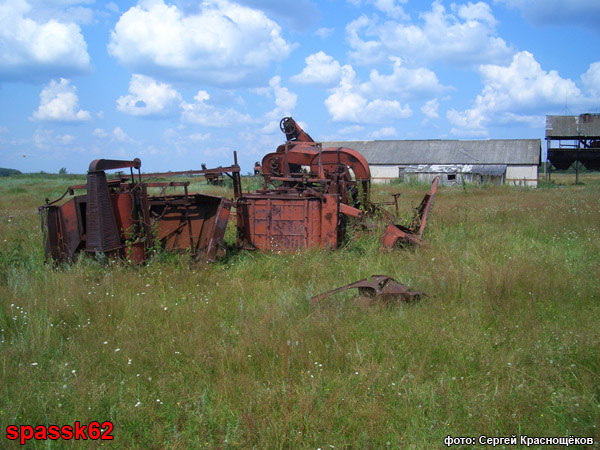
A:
325 65 412 123
112 126 133 143
32 78 91 122
581 62 600 98
421 98 440 119
181 91 252 127
347 1 512 67
291 52 343 86
371 126 397 138
0 0 90 82
117 74 181 116
260 76 298 132
108 0 292 86
447 51 594 136
362 57 448 100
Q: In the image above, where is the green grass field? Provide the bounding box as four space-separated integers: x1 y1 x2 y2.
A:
1 174 599 449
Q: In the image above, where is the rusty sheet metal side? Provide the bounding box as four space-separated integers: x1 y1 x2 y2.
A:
41 197 86 263
237 193 339 251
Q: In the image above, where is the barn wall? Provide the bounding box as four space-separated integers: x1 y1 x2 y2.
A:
369 165 399 182
505 165 538 187
370 164 538 187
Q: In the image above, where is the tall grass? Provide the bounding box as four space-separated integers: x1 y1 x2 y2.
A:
0 175 599 449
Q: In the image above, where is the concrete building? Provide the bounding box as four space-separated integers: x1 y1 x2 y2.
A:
322 139 541 187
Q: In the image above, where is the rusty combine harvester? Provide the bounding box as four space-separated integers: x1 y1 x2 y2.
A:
236 117 370 251
41 157 241 264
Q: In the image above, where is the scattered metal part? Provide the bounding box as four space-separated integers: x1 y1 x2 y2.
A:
380 176 439 248
311 275 424 305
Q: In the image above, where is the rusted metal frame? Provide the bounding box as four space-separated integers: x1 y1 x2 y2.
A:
380 176 439 248
303 197 309 248
269 176 329 184
65 178 122 194
139 181 190 189
414 176 439 238
183 184 196 255
339 203 363 219
43 188 72 206
204 198 232 262
232 152 242 200
266 197 272 249
316 142 324 180
283 141 291 178
136 164 240 179
140 184 153 249
392 193 401 215
364 201 397 223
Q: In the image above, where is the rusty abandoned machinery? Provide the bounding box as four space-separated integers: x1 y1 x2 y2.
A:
40 157 241 264
236 117 371 251
40 117 440 265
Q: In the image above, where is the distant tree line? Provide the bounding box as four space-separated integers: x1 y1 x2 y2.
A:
0 168 22 176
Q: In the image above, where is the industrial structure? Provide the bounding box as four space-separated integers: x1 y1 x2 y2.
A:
322 139 541 187
546 114 600 183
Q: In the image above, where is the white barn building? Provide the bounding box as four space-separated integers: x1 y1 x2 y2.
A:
322 139 541 187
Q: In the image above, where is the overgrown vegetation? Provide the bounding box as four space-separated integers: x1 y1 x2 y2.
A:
0 174 599 449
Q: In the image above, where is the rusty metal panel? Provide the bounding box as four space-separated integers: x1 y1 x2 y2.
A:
59 197 85 260
238 193 339 251
41 197 86 263
42 206 62 263
320 194 339 249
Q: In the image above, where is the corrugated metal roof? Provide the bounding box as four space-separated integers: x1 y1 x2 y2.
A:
321 139 541 165
546 114 600 138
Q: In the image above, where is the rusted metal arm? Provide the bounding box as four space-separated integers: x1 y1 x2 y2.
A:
89 158 141 172
136 164 240 179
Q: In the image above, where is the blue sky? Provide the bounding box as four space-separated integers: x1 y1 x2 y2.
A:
1 0 599 174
